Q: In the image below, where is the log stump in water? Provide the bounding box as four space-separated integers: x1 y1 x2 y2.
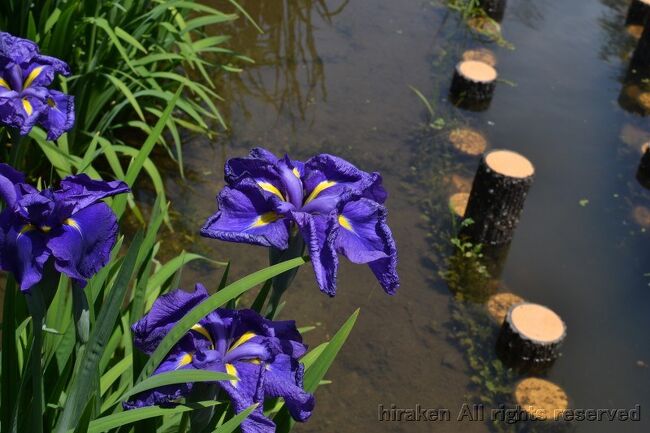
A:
629 21 650 78
514 378 569 429
479 0 507 22
462 48 497 67
462 150 535 246
449 192 470 218
496 303 566 373
449 60 497 111
636 142 650 188
448 128 488 156
487 292 524 324
626 0 650 26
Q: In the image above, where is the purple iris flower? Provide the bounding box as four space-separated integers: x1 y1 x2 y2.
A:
0 32 74 140
201 148 399 296
0 163 129 291
124 284 314 433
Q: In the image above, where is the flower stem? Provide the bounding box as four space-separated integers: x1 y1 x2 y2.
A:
25 291 46 433
265 234 305 318
7 127 27 168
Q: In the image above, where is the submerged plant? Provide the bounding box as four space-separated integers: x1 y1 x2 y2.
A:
0 163 128 291
201 148 399 302
125 284 314 433
0 31 74 140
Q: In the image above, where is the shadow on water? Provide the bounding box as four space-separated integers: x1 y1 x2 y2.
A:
146 0 650 431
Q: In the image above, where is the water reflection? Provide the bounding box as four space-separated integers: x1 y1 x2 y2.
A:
213 0 349 129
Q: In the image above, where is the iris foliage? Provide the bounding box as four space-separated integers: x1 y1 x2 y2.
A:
0 2 375 433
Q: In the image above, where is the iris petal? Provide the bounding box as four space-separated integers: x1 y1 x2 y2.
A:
264 354 314 422
38 90 75 141
336 198 399 295
201 181 289 250
0 215 50 291
46 202 118 287
292 210 339 296
131 284 210 354
56 173 129 214
0 163 25 209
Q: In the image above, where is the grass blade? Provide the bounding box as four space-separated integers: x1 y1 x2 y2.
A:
120 370 235 402
54 232 144 433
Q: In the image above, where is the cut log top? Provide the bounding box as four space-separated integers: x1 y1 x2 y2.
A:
457 60 498 83
449 192 470 217
509 303 565 343
632 205 650 227
448 128 488 155
515 378 569 420
485 149 535 178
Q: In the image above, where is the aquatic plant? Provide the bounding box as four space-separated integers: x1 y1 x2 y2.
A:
201 148 399 305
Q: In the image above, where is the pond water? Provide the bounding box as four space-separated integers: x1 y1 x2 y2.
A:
152 0 650 431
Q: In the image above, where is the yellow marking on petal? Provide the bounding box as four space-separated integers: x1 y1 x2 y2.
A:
229 331 256 351
17 224 36 239
22 98 33 116
338 215 354 232
175 353 193 369
225 363 239 387
251 212 281 228
23 66 44 89
292 167 300 178
64 218 82 232
257 181 285 201
191 324 214 349
0 78 10 89
304 180 337 204
40 225 51 233
248 358 261 365
47 97 56 108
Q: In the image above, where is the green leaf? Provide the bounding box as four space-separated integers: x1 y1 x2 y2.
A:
274 310 359 432
121 370 235 402
85 401 221 433
54 232 144 433
112 87 181 218
305 310 359 387
213 404 258 433
104 73 145 121
114 26 148 53
1 277 18 429
146 252 216 292
137 257 308 383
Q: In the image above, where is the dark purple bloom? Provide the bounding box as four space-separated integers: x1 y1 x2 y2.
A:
0 163 129 291
124 284 314 433
201 148 399 296
0 32 74 140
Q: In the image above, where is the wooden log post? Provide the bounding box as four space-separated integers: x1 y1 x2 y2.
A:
496 302 566 373
462 48 497 67
629 20 650 78
449 60 497 111
512 378 570 431
448 128 488 156
626 0 650 26
479 0 508 22
636 142 650 188
462 150 535 246
487 292 524 324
